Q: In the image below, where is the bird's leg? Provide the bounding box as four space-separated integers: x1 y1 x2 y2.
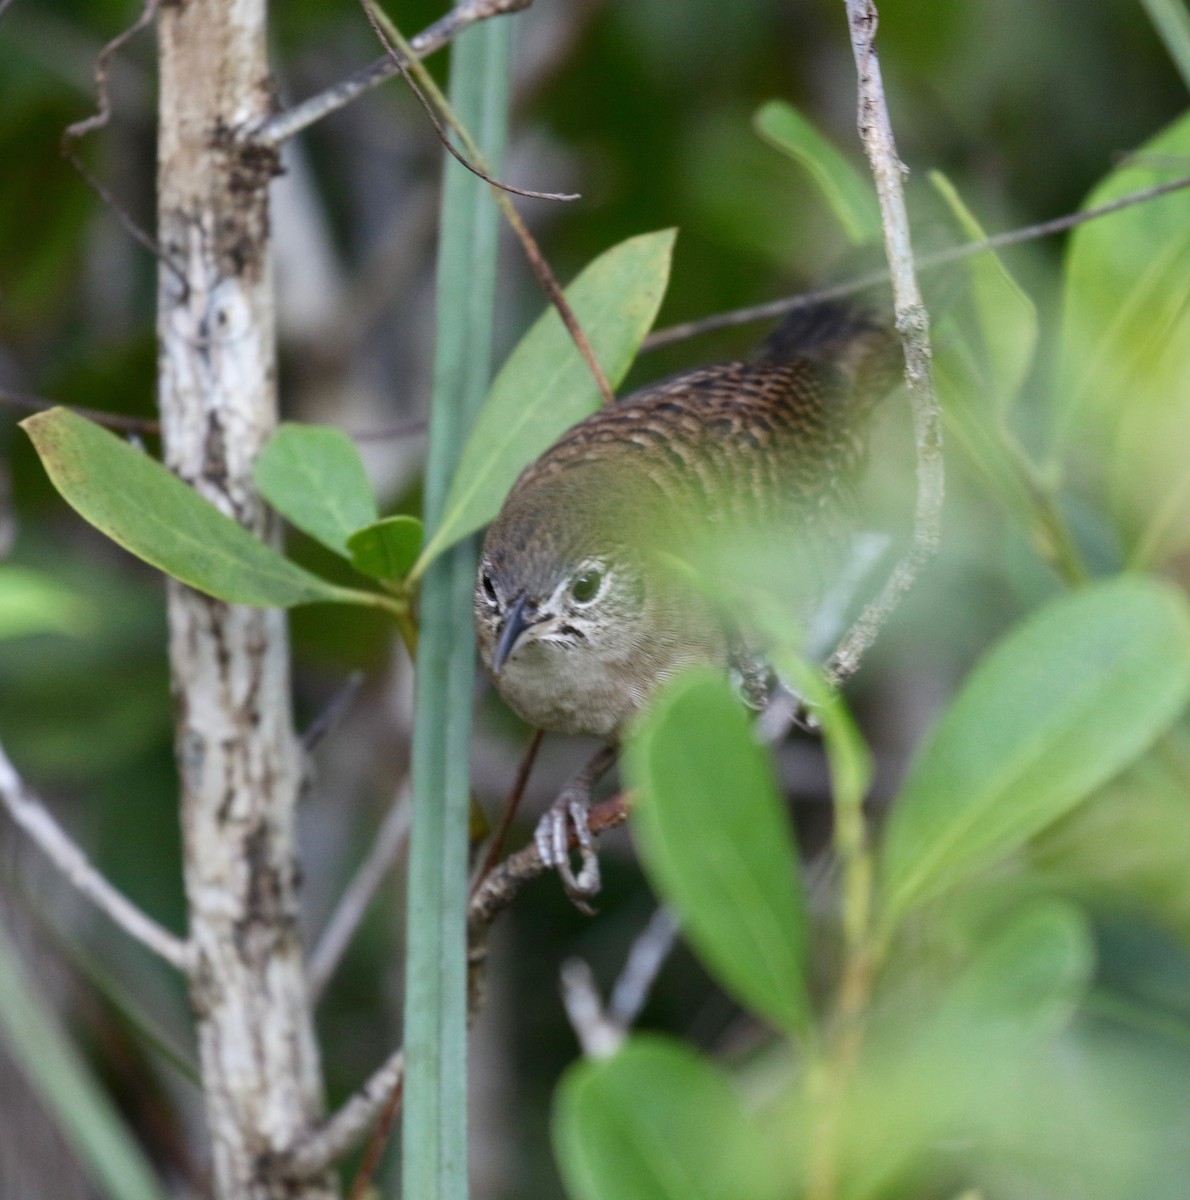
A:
535 744 618 909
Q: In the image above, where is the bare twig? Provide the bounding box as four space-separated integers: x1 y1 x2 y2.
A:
360 0 577 202
283 1047 405 1180
287 793 630 1181
301 671 365 754
346 1070 404 1200
61 0 159 144
1 391 161 435
256 0 534 146
560 904 680 1058
308 784 412 1001
824 0 943 687
0 739 191 973
642 171 1190 352
362 6 616 407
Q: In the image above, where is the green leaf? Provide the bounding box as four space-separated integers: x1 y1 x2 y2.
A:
22 408 363 609
841 903 1092 1200
1140 0 1190 91
415 228 676 574
0 919 168 1200
930 170 1038 411
625 669 809 1034
553 1036 779 1200
880 576 1190 927
1055 111 1190 564
0 565 93 639
254 422 379 556
347 514 424 582
753 100 881 244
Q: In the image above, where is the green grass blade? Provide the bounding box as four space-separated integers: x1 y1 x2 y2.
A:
1140 0 1190 91
0 917 168 1200
401 16 511 1200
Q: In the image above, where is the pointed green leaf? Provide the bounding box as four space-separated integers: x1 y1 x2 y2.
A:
347 514 424 582
626 669 809 1034
930 171 1038 411
415 229 676 574
22 408 361 609
0 919 168 1200
554 1036 780 1200
254 422 378 556
880 576 1190 927
753 100 880 244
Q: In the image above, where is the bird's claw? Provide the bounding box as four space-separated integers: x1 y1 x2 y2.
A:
535 795 601 913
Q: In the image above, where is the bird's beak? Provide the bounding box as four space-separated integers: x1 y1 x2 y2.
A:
492 594 537 673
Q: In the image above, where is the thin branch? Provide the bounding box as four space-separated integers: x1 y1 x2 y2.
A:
308 783 412 1001
643 171 1190 352
286 792 630 1180
367 7 616 407
0 739 192 973
256 0 535 146
60 0 159 144
560 904 680 1058
282 1047 405 1179
0 390 161 435
359 0 577 202
824 0 943 687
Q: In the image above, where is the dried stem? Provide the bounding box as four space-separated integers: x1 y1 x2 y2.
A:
256 0 535 146
824 0 943 688
365 6 616 407
470 727 545 894
0 739 192 972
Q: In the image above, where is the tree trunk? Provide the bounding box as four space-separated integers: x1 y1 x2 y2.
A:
156 2 336 1195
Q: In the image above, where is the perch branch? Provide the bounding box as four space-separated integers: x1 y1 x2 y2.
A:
256 0 534 145
824 0 943 687
0 739 192 972
285 792 631 1180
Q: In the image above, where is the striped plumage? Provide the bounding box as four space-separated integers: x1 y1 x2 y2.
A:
474 303 900 740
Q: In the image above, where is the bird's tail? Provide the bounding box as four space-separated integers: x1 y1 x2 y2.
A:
753 301 902 409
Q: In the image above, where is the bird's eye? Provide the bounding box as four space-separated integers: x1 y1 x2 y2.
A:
570 568 603 604
481 572 498 603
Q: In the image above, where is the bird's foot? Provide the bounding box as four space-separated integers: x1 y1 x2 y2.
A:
534 746 617 913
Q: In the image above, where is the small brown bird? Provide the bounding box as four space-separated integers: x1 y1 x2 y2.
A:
474 302 900 896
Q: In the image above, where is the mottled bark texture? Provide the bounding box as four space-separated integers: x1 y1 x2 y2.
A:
156 2 336 1196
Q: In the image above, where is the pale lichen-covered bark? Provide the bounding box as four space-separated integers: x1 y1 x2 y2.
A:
156 2 336 1195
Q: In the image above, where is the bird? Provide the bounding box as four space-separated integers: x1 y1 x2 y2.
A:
473 301 901 899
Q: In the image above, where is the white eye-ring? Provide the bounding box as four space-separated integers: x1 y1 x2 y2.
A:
480 571 499 605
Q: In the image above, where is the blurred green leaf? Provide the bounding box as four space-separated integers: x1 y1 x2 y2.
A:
22 409 364 609
347 514 424 582
0 919 168 1200
1140 0 1190 91
0 565 92 639
626 669 809 1034
1056 111 1190 564
930 170 1038 411
880 576 1190 926
415 229 676 574
553 1035 779 1200
254 422 379 557
753 100 880 244
842 903 1093 1200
